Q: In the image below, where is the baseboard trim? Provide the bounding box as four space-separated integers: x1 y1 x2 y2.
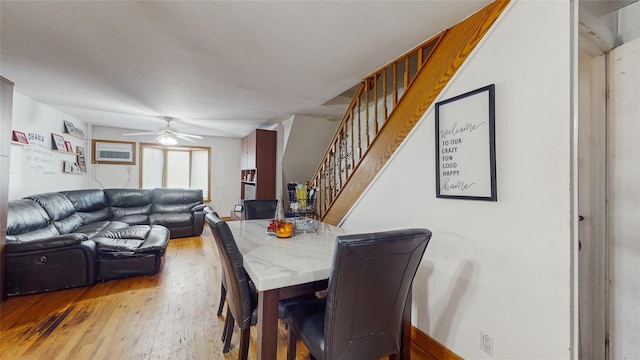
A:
412 326 463 360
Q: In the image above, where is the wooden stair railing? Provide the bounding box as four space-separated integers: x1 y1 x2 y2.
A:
311 35 441 218
311 1 510 225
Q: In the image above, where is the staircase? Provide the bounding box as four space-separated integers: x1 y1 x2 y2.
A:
311 0 510 225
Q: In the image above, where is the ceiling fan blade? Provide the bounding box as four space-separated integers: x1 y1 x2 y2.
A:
175 133 198 143
175 132 203 139
123 132 161 136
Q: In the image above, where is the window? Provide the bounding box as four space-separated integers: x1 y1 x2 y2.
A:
140 143 211 201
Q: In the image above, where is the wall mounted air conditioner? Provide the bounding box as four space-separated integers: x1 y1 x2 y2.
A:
93 141 135 163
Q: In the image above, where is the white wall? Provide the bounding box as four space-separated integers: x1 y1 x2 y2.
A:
607 37 640 360
282 114 340 184
9 92 89 199
341 2 573 359
618 2 639 43
91 126 240 216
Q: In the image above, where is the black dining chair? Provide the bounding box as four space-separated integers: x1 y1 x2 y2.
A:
242 199 277 220
205 213 314 359
206 213 258 359
284 228 432 360
202 207 228 318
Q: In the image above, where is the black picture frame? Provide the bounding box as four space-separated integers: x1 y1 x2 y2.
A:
51 133 66 151
435 84 497 201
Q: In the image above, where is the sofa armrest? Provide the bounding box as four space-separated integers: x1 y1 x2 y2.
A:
191 204 205 213
192 209 205 236
6 233 88 253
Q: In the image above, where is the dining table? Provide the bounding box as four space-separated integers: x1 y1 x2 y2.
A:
226 219 413 360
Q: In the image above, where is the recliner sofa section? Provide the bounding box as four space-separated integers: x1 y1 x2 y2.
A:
5 198 98 296
4 188 205 296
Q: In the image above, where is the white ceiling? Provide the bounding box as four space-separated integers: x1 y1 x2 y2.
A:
1 1 491 138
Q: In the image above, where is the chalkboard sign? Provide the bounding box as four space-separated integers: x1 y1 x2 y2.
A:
435 84 496 201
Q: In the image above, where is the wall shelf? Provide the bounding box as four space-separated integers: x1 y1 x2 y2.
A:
63 132 87 140
52 149 78 155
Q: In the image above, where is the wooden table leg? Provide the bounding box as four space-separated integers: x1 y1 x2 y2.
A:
257 289 279 360
401 286 412 360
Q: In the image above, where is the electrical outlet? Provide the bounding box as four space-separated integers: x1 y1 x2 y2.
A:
480 331 494 356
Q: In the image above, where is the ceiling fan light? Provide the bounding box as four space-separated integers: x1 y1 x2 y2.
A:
158 133 178 146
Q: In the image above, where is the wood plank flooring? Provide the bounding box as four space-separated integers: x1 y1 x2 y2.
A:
0 227 427 359
0 226 313 360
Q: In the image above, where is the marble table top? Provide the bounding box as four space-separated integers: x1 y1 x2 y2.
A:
226 219 348 291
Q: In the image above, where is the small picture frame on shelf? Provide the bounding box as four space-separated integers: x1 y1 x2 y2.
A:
63 120 76 134
51 133 66 151
63 120 86 138
64 140 73 153
76 146 85 155
77 154 87 172
12 130 29 144
64 160 82 173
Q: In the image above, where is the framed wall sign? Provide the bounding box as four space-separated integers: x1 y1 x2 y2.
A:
435 84 497 201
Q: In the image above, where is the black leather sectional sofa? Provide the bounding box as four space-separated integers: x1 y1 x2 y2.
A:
5 188 205 296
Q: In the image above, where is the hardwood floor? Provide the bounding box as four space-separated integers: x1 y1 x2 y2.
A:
0 227 429 359
0 227 312 360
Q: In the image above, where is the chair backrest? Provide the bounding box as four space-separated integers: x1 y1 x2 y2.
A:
242 199 277 220
205 213 255 329
324 228 432 359
203 206 218 217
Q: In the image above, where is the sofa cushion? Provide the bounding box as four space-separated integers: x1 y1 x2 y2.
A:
114 214 149 225
27 193 76 221
91 225 168 255
27 193 82 234
110 206 151 221
62 189 112 223
77 207 112 224
149 213 193 227
6 225 60 244
62 189 109 212
55 214 85 235
137 225 170 254
7 199 52 236
6 233 87 253
105 189 152 207
151 188 203 213
94 237 145 253
75 220 131 239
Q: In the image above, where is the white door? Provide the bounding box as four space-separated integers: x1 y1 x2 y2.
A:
607 37 640 360
577 49 607 360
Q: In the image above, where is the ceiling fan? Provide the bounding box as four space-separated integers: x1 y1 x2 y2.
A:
123 116 203 145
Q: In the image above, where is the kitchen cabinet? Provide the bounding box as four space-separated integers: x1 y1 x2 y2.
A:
240 129 276 200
